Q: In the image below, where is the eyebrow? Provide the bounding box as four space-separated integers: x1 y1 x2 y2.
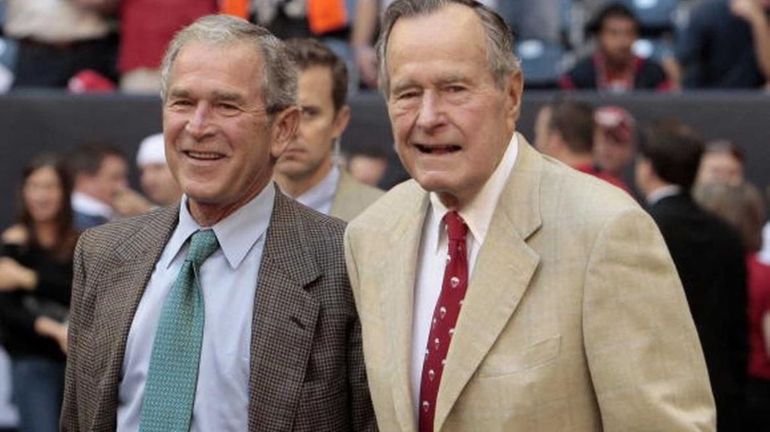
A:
167 88 246 103
391 73 470 94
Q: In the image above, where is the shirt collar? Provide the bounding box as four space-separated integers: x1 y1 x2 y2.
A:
428 133 519 252
71 191 113 219
295 165 340 213
165 183 275 270
646 185 682 206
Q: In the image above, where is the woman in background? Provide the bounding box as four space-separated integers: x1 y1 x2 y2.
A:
0 154 78 432
695 181 770 432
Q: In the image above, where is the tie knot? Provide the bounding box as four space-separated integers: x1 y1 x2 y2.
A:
444 211 467 242
186 229 219 265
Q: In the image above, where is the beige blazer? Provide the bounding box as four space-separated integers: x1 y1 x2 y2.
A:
344 136 715 431
331 170 385 222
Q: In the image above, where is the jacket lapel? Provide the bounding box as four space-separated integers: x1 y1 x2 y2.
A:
91 206 179 428
434 137 543 431
247 191 322 431
378 184 430 432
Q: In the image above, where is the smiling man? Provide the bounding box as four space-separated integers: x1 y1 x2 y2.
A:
344 1 715 431
274 38 383 222
60 15 375 432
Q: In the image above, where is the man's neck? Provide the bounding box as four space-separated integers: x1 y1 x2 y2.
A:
275 159 334 198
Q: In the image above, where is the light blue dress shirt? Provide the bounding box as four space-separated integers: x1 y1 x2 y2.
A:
117 183 275 432
295 165 340 215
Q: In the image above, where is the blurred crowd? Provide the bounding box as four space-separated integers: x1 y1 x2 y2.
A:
0 1 769 431
0 0 768 93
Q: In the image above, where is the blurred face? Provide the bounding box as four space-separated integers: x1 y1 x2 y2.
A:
598 16 637 65
163 41 298 223
593 129 634 177
140 163 181 206
386 4 522 207
696 151 743 186
93 155 128 205
24 166 63 224
276 65 350 182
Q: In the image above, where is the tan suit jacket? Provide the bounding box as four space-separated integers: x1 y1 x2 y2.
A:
330 170 384 222
61 190 376 431
344 136 715 431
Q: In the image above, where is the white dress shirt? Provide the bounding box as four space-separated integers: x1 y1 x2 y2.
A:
410 134 519 419
117 183 275 432
71 191 114 220
646 185 682 206
295 165 340 216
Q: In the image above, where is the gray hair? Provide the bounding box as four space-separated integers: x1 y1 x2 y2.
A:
160 14 296 114
376 0 520 97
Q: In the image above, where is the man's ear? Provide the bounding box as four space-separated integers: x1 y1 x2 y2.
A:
505 69 524 129
331 105 351 140
270 105 301 158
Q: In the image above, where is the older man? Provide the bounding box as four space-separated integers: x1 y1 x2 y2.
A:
344 1 715 431
61 15 375 432
274 39 383 222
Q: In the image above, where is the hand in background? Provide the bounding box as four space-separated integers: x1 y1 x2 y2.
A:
730 0 765 22
0 257 36 291
35 316 69 354
355 45 379 89
113 187 154 217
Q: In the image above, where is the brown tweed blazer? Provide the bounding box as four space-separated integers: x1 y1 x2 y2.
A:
61 189 376 431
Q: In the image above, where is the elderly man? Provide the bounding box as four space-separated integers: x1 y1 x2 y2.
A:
344 1 715 431
274 38 383 222
61 15 375 432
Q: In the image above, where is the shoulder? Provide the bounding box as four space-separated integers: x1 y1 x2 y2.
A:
76 206 176 256
564 56 597 88
1 224 28 245
338 171 385 202
539 155 642 223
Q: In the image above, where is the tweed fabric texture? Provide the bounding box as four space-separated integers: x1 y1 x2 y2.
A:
139 229 219 432
61 189 377 431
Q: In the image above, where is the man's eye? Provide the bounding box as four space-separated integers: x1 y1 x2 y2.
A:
170 99 193 107
445 85 466 93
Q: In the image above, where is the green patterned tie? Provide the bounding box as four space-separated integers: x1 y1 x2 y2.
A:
139 229 219 432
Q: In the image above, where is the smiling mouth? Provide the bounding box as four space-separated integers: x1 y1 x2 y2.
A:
415 144 461 155
184 150 224 160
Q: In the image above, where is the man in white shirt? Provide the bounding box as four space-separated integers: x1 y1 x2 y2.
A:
65 143 128 230
345 1 716 431
274 38 383 222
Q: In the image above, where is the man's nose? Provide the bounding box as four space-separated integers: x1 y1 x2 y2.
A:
415 92 445 131
186 103 213 138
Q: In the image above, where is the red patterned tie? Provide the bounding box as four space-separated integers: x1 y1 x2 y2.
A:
419 211 468 432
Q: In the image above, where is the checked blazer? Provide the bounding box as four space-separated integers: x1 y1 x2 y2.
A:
61 189 376 432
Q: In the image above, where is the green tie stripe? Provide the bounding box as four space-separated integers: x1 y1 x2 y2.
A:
139 229 219 432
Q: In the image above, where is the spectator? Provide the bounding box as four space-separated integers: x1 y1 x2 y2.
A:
636 120 748 431
275 38 383 221
0 154 78 432
560 3 672 92
696 140 745 187
112 133 182 217
346 143 389 187
593 105 636 182
65 143 128 230
534 99 630 192
118 0 217 93
694 181 770 432
677 0 770 89
3 0 118 89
